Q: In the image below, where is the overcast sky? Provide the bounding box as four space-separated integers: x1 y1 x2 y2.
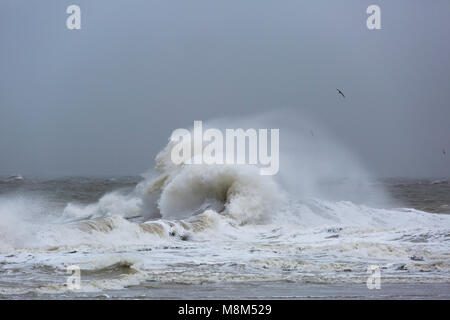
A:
1 0 449 177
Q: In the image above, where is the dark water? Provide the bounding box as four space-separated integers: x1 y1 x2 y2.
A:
383 178 450 214
0 176 141 207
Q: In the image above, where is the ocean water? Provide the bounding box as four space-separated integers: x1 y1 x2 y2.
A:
1 141 450 299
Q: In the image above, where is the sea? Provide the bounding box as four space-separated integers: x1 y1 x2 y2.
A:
1 144 449 299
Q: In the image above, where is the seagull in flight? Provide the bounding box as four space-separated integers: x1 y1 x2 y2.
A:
336 88 345 98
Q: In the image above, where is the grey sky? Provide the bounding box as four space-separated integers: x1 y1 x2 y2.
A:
1 0 449 177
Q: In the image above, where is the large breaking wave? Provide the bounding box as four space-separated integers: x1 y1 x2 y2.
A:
2 112 450 249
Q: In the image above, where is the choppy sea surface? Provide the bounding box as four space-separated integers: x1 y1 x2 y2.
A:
1 172 449 300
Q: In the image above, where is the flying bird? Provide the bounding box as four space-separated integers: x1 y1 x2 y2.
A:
336 88 345 98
